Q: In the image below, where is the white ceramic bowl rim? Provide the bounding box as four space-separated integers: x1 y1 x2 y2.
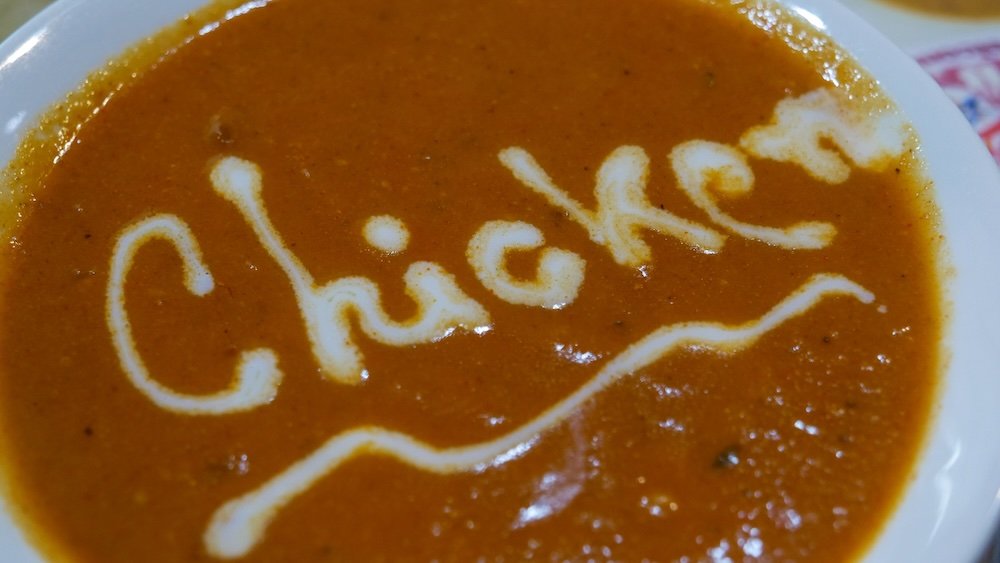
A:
1 1 999 562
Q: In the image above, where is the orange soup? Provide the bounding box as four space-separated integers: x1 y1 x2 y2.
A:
0 0 940 561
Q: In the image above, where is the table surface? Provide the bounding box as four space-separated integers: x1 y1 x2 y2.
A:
0 0 51 41
0 1 998 562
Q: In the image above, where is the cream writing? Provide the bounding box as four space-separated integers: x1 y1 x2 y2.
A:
467 220 587 310
209 157 491 385
103 87 907 557
499 88 907 265
107 215 284 415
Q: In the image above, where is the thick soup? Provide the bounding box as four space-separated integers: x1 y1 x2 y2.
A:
0 0 941 561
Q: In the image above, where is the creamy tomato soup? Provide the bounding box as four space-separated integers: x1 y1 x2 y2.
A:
0 0 941 561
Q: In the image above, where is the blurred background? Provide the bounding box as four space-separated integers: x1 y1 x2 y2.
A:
0 0 50 39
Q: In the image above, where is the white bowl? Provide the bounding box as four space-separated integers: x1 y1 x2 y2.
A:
1 0 999 561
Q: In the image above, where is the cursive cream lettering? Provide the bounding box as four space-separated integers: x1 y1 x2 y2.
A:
467 220 586 309
498 145 726 267
97 87 906 560
106 214 283 415
670 140 836 249
209 157 491 385
740 88 909 184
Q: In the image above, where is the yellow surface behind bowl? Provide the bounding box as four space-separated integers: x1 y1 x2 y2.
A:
0 0 54 42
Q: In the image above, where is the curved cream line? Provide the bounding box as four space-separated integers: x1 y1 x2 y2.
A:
671 140 836 249
204 273 873 558
106 214 283 415
498 146 725 266
210 157 491 385
467 220 586 309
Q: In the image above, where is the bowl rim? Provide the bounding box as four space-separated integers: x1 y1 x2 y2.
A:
1 0 1000 561
791 1 1000 561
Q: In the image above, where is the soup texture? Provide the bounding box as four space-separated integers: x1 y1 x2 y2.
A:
0 0 941 561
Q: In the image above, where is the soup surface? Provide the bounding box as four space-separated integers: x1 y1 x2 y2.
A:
0 0 941 561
